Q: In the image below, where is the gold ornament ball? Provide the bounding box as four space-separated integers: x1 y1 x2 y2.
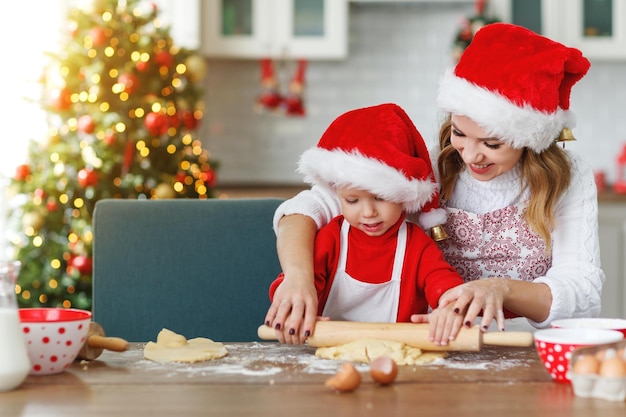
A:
23 211 45 231
185 55 208 82
152 183 177 199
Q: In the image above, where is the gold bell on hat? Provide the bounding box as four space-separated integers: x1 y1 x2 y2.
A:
557 128 576 142
430 224 450 242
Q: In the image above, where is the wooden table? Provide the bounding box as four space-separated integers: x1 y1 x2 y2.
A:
2 342 624 417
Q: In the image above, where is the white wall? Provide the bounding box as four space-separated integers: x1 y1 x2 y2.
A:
200 2 626 187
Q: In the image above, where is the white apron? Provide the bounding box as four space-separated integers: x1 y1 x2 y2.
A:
322 220 407 322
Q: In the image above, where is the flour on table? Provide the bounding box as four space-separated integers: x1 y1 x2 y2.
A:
315 339 447 365
143 328 228 363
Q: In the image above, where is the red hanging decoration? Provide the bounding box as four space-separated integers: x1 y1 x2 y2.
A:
255 58 282 113
452 0 500 62
475 0 486 15
282 59 307 117
614 143 626 194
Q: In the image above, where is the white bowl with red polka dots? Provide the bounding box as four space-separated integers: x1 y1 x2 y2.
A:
534 328 624 383
19 308 92 375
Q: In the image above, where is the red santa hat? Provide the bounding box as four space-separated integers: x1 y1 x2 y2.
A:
297 103 446 230
438 23 590 153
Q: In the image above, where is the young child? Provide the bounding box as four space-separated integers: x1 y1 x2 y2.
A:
266 103 464 343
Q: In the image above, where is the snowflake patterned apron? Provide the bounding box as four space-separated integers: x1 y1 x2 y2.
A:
439 202 552 282
322 220 406 322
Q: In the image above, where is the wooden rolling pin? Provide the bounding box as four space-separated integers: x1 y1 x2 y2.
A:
76 322 130 361
257 321 534 352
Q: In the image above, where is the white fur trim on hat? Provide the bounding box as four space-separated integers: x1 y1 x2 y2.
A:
437 68 576 153
418 207 447 230
297 147 437 214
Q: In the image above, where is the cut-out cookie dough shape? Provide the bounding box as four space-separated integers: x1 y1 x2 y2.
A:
315 338 447 365
144 328 228 363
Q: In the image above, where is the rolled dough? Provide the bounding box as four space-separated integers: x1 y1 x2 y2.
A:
143 328 228 363
315 339 447 365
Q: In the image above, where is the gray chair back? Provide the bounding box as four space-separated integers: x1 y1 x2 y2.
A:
92 198 283 342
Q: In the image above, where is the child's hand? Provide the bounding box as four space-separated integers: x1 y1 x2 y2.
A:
421 304 465 346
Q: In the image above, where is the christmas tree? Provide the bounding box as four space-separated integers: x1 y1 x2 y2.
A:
8 0 218 309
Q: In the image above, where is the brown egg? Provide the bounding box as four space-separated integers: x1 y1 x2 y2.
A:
325 362 361 393
572 354 600 375
595 348 608 361
599 350 626 378
369 356 399 385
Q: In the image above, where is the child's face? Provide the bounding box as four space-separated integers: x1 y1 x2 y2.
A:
450 115 524 181
336 186 404 237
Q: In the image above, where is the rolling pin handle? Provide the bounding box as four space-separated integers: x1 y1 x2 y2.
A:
482 331 534 347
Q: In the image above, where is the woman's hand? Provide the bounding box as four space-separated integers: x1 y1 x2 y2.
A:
264 278 319 345
437 278 511 332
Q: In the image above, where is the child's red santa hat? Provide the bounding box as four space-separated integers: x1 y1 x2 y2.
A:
438 23 590 153
297 103 446 230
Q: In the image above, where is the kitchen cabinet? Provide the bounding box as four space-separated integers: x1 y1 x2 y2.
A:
201 0 348 59
153 0 201 50
490 0 626 60
598 201 626 318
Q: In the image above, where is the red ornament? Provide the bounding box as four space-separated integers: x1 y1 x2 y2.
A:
104 132 116 146
155 50 174 69
168 113 180 130
77 168 98 188
50 88 72 111
145 112 168 136
201 169 217 188
118 73 139 94
136 61 150 72
180 110 200 131
69 255 93 275
46 198 59 212
15 164 30 181
77 115 96 134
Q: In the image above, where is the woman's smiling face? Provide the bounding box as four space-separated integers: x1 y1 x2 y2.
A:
449 115 525 181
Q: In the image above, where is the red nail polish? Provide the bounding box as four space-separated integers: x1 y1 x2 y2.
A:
304 330 311 337
289 328 295 335
275 323 281 330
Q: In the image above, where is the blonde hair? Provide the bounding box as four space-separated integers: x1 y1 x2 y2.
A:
437 117 572 250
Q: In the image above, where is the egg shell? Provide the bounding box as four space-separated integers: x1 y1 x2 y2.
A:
369 356 398 385
599 356 626 378
572 354 600 375
325 362 361 393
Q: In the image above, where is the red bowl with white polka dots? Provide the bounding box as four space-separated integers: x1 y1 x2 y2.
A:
19 308 92 375
534 328 624 383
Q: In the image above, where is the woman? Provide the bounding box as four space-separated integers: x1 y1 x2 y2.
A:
264 23 604 345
